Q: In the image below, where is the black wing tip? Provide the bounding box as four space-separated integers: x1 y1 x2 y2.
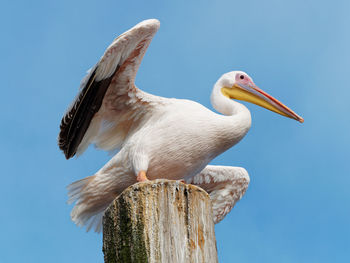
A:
64 152 73 159
58 130 76 160
59 145 76 159
64 148 75 159
57 66 118 161
58 47 124 160
58 143 75 160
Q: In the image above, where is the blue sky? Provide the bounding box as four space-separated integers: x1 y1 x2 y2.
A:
1 0 349 262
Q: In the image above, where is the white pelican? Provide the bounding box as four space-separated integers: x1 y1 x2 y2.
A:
59 19 303 232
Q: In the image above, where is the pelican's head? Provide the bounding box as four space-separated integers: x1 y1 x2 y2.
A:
214 71 304 123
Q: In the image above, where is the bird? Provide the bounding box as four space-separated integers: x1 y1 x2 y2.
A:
58 19 303 232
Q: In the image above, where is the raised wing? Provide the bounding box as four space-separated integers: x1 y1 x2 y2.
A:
58 19 161 159
186 165 250 223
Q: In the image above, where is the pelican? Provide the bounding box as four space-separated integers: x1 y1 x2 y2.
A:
59 19 303 232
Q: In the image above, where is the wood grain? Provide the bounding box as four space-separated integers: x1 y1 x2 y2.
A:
103 179 218 263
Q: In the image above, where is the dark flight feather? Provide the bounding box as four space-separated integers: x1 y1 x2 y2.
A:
58 65 119 159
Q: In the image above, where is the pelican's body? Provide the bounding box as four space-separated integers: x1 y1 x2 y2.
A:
115 98 249 181
97 100 247 188
59 19 303 231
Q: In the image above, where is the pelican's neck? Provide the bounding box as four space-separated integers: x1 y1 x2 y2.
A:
210 82 252 135
211 82 249 115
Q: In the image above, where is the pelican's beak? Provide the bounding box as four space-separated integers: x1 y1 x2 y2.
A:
222 83 304 123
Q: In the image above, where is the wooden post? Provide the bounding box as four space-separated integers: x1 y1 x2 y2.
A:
102 179 218 263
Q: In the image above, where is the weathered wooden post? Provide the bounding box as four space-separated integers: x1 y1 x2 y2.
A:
102 179 218 263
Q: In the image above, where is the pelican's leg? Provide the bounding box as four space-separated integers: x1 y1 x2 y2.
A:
131 150 150 182
137 170 149 182
185 165 250 223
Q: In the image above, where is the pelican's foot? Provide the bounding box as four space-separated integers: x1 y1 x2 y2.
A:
137 171 149 182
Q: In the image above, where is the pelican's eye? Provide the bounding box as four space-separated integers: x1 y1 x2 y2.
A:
240 75 245 80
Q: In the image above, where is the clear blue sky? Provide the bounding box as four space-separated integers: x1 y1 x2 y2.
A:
1 0 349 262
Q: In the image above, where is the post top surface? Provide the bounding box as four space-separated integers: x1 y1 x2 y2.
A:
122 179 209 198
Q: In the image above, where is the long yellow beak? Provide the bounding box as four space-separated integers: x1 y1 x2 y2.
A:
222 83 304 123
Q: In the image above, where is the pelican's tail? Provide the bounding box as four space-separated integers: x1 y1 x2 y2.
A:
67 171 134 232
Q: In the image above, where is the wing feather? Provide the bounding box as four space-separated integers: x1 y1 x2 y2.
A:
58 66 119 158
186 165 250 223
58 19 161 158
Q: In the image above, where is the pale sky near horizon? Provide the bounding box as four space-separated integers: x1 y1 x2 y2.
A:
1 0 349 262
